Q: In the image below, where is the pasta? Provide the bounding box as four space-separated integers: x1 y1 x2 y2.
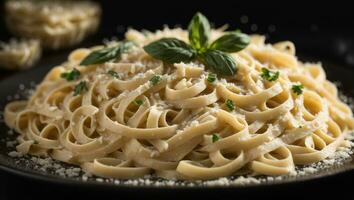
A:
5 0 101 49
4 28 354 180
0 38 41 70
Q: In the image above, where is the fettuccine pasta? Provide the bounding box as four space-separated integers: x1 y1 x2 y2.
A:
4 28 354 180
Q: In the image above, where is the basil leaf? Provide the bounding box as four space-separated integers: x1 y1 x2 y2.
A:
143 38 196 63
80 46 120 65
210 32 250 52
188 12 211 50
80 41 135 65
201 50 237 76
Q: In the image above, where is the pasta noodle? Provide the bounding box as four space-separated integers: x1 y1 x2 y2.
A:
4 28 354 180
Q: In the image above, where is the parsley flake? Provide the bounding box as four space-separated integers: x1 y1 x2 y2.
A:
225 99 235 111
133 99 144 106
60 68 81 81
206 73 217 83
73 81 88 96
292 84 304 95
150 75 161 86
260 68 279 81
107 70 119 79
212 134 221 143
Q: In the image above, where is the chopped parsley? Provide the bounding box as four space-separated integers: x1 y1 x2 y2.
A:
225 99 235 111
107 70 119 79
150 75 161 86
212 134 221 143
206 73 217 83
133 99 144 106
73 81 88 96
292 84 304 95
260 68 279 81
60 68 80 81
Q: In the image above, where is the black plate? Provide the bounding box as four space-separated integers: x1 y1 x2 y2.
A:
0 49 354 198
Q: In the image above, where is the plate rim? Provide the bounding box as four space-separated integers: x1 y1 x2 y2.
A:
1 157 354 190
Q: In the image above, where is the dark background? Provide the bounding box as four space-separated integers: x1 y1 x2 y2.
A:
1 0 354 70
1 0 354 199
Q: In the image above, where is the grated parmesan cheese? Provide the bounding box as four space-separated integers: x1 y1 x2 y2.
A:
1 77 354 187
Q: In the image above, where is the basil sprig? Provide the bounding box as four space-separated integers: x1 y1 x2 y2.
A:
80 41 135 65
143 12 250 76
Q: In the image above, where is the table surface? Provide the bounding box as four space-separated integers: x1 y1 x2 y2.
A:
1 169 354 199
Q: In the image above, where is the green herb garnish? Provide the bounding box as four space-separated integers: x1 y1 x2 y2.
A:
73 81 88 96
150 75 161 86
292 84 304 95
80 41 135 65
260 68 279 81
209 32 250 53
201 50 238 76
206 73 217 83
225 99 235 111
143 38 196 63
188 12 211 51
107 70 120 79
212 134 221 143
143 12 250 76
133 99 144 106
60 68 80 81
